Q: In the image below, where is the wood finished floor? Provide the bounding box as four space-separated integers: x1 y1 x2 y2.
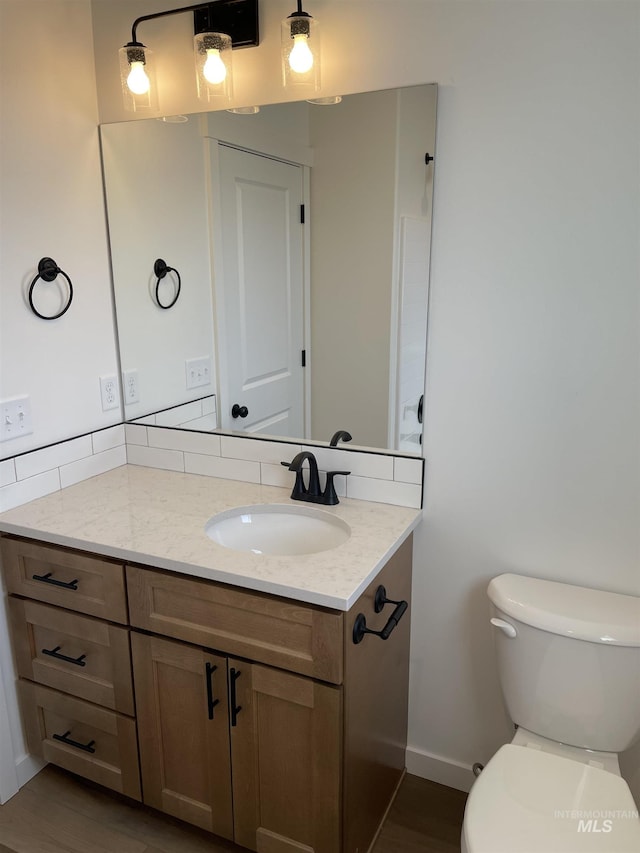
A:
0 766 466 853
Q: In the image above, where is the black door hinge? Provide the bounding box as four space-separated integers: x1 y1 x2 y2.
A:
300 204 305 224
301 349 306 367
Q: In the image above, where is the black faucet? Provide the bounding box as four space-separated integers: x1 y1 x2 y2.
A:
281 451 350 505
329 430 352 447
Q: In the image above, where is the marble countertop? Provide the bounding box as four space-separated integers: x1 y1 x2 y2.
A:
0 465 421 610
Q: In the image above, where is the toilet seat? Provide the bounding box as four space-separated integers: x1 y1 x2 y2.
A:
463 744 640 853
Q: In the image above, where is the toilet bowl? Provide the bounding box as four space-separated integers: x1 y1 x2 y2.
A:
461 573 640 853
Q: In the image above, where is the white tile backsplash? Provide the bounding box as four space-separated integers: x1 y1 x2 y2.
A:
1 426 127 513
0 421 423 515
128 428 423 508
125 424 148 446
260 461 296 488
305 445 394 479
0 469 61 513
222 436 301 465
127 444 185 472
346 475 422 509
394 456 424 485
60 445 127 489
0 459 16 487
92 424 126 454
202 396 217 416
155 400 204 427
184 452 261 484
148 427 221 456
15 435 93 480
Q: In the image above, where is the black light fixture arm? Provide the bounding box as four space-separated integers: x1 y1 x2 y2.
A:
292 0 310 17
130 2 216 45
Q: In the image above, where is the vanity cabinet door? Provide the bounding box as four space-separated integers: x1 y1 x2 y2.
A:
131 633 233 840
230 659 342 853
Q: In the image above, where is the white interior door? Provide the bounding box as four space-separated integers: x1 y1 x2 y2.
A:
214 144 305 437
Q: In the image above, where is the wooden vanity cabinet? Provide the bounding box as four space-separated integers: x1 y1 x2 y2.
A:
2 532 413 853
1 536 141 801
127 534 412 853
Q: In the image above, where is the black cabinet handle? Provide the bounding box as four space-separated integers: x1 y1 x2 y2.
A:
374 584 405 614
52 730 96 753
229 667 242 727
32 571 78 591
205 662 220 720
42 645 87 667
231 404 248 419
352 599 408 645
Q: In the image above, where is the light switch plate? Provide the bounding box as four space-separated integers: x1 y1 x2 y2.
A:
186 357 212 389
0 396 33 441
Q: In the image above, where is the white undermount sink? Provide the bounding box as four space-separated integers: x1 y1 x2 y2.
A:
205 504 351 556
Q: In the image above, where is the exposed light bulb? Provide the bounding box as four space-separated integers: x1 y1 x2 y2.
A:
203 48 227 85
127 61 150 95
289 34 313 73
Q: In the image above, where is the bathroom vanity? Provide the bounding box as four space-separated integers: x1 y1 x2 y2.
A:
0 465 420 853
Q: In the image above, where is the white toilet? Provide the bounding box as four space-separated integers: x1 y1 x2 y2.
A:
461 572 640 852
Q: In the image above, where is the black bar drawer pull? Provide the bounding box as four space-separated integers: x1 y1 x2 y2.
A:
52 730 96 753
205 662 220 720
32 571 78 591
352 600 408 645
42 645 87 667
230 667 242 727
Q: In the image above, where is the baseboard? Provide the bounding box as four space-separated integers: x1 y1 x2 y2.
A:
405 744 474 793
15 753 44 789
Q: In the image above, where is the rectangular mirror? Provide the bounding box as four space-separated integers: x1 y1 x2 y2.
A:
101 83 437 454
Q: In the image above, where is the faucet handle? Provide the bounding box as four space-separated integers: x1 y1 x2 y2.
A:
323 470 351 506
281 460 307 499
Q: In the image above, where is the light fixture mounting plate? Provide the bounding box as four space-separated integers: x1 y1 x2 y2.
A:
193 0 259 48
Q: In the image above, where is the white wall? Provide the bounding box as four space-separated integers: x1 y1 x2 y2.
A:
1 0 638 805
0 0 119 460
0 0 118 797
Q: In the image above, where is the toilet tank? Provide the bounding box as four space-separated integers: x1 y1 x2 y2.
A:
488 573 640 753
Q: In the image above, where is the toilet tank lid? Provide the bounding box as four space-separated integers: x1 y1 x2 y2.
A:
488 574 640 647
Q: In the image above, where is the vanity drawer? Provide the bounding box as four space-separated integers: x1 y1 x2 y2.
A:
127 566 344 684
1 537 127 623
18 680 141 801
9 598 134 715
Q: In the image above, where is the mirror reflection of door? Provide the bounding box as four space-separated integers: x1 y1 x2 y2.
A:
213 144 305 437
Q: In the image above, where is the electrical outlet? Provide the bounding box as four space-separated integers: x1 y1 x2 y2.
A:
0 396 33 441
123 369 140 404
186 357 212 389
99 376 120 411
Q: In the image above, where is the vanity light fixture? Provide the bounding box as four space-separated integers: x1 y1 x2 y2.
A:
281 0 321 91
119 0 259 113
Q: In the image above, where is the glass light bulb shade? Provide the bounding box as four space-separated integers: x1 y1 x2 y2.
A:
194 32 233 102
119 44 158 113
281 14 320 90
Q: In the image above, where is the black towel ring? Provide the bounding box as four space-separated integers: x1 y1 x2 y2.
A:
154 259 181 309
28 257 73 320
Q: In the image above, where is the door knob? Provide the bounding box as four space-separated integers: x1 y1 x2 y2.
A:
231 404 248 419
